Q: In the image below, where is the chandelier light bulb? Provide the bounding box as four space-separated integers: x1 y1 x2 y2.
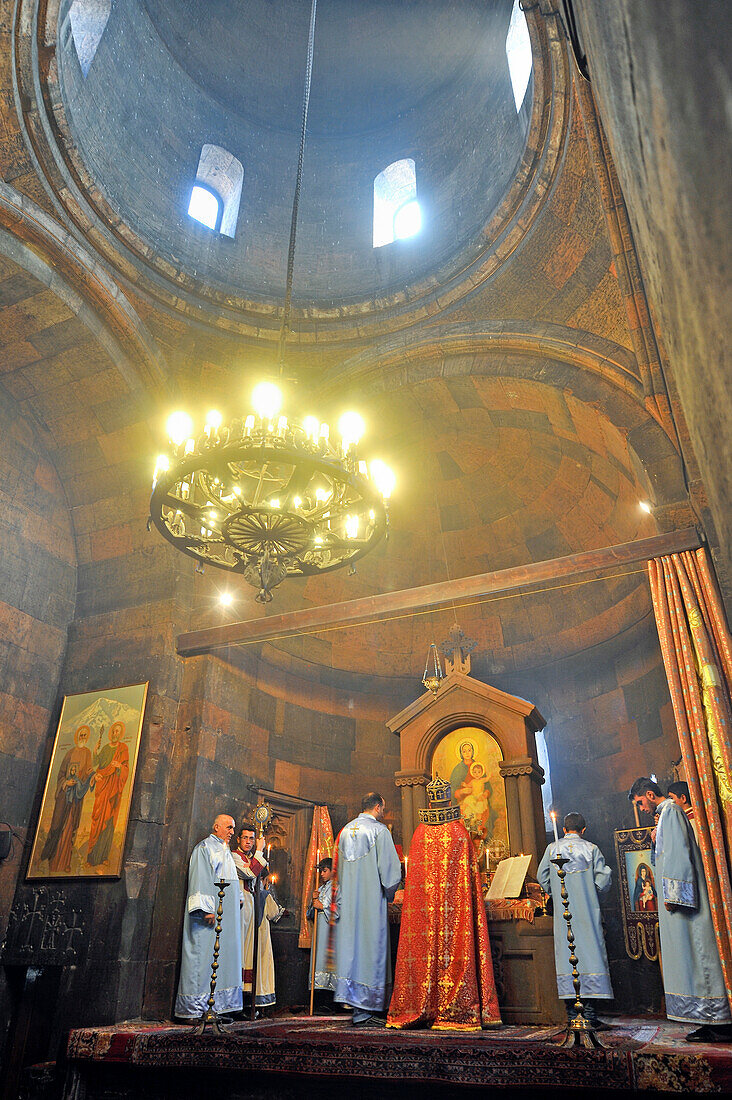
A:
153 454 170 481
639 500 653 514
219 592 234 607
303 415 319 442
205 409 223 432
345 515 359 539
370 459 396 500
167 411 194 446
315 486 330 503
338 411 365 451
252 382 282 421
319 422 329 441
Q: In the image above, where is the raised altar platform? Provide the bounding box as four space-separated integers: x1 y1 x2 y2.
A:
59 1015 732 1098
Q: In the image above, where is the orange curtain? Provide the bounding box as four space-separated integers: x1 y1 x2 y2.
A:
298 805 334 949
648 547 732 1001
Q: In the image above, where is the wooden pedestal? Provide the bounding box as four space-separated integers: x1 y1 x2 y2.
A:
487 915 564 1025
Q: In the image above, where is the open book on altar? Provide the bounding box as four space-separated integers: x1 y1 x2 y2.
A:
486 854 532 900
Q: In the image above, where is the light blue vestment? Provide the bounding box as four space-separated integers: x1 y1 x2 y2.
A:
307 879 340 991
174 834 243 1018
538 833 613 999
335 813 402 1012
653 798 731 1024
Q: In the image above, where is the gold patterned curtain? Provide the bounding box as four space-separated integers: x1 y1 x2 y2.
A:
298 805 334 949
648 548 732 1001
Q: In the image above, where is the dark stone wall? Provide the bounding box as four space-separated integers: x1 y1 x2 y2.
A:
0 388 76 1072
0 388 76 934
574 1 732 595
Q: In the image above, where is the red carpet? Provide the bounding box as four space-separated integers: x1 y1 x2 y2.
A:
65 1015 732 1094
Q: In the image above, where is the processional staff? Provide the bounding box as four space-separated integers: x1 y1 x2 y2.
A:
192 878 230 1036
309 846 321 1016
550 851 602 1050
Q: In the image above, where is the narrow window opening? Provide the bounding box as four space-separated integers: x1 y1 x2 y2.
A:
68 0 111 78
506 0 532 113
373 158 420 248
188 145 244 239
188 184 222 232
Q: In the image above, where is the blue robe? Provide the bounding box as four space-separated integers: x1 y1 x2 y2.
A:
653 798 731 1024
175 834 243 1018
307 879 340 991
538 833 613 999
335 813 402 1012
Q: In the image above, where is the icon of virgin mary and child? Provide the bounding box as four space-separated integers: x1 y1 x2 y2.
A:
449 739 499 841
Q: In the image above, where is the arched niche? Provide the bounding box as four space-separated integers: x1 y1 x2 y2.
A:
388 666 547 874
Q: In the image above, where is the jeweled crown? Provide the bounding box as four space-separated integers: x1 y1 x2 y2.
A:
426 774 452 807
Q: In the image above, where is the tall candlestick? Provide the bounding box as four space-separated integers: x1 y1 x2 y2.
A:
551 811 559 842
404 855 408 880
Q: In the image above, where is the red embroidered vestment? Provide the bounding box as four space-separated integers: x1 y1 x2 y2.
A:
387 818 501 1031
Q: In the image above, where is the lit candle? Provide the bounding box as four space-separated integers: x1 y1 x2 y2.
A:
551 811 559 842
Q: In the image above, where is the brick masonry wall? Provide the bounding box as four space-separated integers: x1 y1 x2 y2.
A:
0 387 76 932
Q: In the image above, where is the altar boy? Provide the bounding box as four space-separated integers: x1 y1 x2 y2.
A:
307 857 340 1008
538 812 613 1028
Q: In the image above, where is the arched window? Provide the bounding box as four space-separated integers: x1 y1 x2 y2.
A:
188 184 223 232
188 144 244 238
506 0 532 113
67 0 111 78
373 158 420 248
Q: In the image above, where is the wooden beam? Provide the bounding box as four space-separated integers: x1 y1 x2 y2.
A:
177 527 701 656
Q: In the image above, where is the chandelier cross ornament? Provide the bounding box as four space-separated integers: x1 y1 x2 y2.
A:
148 0 395 602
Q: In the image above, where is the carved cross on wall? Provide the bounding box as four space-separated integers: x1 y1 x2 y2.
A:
439 624 477 676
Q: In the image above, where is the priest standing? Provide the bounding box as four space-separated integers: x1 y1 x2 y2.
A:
387 775 501 1031
630 778 732 1042
335 792 401 1027
538 811 613 1028
175 813 243 1020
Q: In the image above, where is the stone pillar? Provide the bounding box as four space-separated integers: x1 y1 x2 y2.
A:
499 761 522 855
500 756 546 874
394 771 429 852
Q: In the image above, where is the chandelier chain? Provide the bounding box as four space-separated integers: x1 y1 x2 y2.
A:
278 0 318 376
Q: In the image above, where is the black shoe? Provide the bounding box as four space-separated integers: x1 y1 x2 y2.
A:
685 1024 732 1043
353 1016 385 1028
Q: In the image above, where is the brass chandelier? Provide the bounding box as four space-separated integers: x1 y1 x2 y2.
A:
149 388 394 601
149 0 395 602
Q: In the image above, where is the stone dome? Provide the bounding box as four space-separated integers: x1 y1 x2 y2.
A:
57 0 533 307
